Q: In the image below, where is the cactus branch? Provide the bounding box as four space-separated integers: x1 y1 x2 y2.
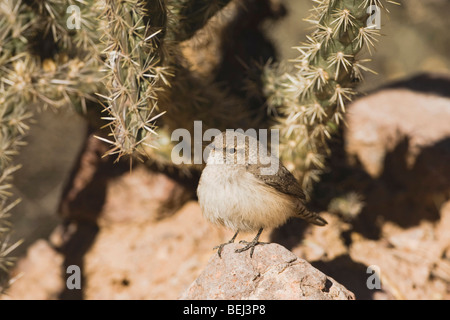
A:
264 0 395 195
98 0 172 160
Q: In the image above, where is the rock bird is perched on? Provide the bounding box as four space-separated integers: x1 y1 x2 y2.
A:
197 131 327 258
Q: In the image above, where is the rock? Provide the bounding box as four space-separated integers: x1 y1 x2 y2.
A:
81 201 230 300
343 79 450 232
349 201 450 300
99 165 184 226
180 243 355 300
2 200 237 300
1 240 64 300
290 212 349 262
58 132 195 226
10 108 86 255
345 86 450 178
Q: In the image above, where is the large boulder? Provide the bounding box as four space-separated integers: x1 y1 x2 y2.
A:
181 243 355 300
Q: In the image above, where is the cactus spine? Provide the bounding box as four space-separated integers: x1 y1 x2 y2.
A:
265 0 395 194
0 0 103 291
98 0 172 159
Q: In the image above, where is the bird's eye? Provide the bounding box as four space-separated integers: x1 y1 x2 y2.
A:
227 147 236 154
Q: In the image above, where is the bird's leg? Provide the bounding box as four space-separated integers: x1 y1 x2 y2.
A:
214 231 239 258
235 228 268 258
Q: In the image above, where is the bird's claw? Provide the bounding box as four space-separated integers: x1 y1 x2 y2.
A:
214 240 235 258
235 240 268 258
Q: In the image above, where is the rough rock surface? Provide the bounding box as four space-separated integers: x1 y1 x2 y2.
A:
2 240 64 300
181 243 354 300
345 87 450 178
349 201 450 300
271 79 450 300
82 201 226 300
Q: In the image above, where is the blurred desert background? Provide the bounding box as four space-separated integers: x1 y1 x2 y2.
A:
1 0 450 299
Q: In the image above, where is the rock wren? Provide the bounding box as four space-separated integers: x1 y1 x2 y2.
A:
197 131 327 258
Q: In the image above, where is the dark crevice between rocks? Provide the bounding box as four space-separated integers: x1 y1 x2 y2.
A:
55 125 201 299
373 73 450 99
312 255 380 300
56 125 131 300
322 278 333 293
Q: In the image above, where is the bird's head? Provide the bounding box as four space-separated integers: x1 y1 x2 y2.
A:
206 131 264 167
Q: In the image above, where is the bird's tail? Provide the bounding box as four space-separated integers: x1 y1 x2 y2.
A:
297 205 328 226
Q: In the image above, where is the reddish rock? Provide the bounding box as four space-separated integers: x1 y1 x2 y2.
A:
349 201 450 300
2 240 64 300
181 243 355 300
345 88 450 178
82 201 228 300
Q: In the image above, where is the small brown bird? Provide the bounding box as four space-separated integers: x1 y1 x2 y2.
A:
197 131 327 258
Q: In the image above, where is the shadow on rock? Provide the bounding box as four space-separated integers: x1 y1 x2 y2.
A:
56 128 131 299
378 72 450 98
270 218 309 251
312 74 450 240
341 136 450 239
311 254 387 300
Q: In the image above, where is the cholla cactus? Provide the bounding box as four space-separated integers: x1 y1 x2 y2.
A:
264 0 397 195
96 0 242 161
0 0 32 292
97 0 172 159
0 0 242 289
328 192 365 221
131 0 267 169
0 0 103 291
167 0 232 41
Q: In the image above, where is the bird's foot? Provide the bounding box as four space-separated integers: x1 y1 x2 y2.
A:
235 240 268 258
213 241 235 258
213 231 239 258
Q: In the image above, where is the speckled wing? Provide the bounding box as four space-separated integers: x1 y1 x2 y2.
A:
246 162 306 199
247 162 327 226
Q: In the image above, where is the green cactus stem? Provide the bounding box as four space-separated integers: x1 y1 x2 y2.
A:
264 0 397 195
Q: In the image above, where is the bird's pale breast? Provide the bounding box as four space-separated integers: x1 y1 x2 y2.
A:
197 164 295 232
